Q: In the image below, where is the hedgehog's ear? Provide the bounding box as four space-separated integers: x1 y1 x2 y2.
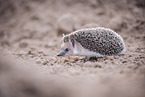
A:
63 34 65 38
70 34 75 47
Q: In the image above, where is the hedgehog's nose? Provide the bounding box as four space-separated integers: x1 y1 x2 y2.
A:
57 54 61 56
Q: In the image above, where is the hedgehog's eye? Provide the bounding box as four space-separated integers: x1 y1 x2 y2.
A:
65 48 69 52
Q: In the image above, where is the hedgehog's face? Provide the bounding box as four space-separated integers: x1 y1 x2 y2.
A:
57 35 73 56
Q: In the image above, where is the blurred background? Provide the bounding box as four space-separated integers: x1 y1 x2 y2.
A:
0 0 145 97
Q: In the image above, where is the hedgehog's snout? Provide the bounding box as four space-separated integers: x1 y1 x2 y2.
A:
57 50 65 56
57 47 70 56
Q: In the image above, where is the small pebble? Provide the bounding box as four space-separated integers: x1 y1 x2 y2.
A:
36 61 41 64
43 61 48 65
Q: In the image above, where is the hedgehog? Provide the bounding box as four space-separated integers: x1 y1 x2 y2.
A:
57 27 126 62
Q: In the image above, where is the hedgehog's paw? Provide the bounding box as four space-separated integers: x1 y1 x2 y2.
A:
83 56 90 63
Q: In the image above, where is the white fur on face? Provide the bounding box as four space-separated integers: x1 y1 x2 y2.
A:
60 42 73 56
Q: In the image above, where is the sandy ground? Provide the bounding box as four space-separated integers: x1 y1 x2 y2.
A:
0 0 145 97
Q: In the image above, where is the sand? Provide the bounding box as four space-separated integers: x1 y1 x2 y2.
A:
0 0 145 97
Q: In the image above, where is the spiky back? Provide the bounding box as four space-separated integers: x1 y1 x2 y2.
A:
73 27 125 56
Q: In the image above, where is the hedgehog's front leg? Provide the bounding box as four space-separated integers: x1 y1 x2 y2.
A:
83 56 90 63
